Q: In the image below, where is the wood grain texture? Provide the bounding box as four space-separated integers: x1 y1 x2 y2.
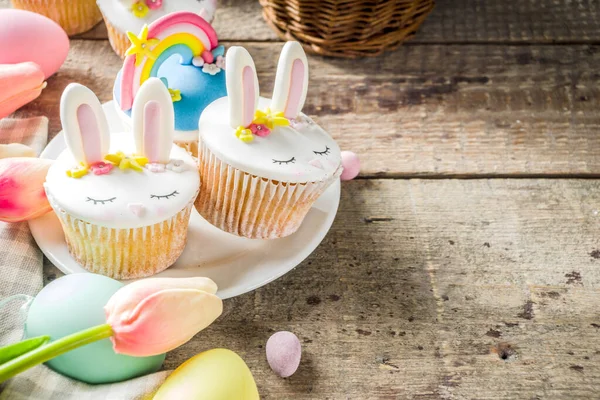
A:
44 179 600 398
3 0 599 43
6 40 600 177
6 0 600 397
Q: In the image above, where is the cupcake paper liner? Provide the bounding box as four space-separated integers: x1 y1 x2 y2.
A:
177 140 199 158
103 17 130 58
48 193 197 279
195 140 341 239
11 0 102 36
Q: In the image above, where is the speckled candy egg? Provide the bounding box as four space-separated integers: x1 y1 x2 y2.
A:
25 273 165 384
340 151 360 181
266 331 302 378
154 349 259 400
0 9 69 78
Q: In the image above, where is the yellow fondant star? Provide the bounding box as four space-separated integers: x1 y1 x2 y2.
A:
253 108 290 130
235 126 254 143
125 25 160 67
66 163 88 179
169 88 182 102
105 152 148 172
131 1 149 18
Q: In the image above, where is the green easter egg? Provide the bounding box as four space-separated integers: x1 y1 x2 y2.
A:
154 349 259 400
25 273 165 384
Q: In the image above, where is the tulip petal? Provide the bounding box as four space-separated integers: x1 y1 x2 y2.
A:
104 277 218 321
0 62 46 119
107 288 222 357
0 143 36 159
0 157 52 222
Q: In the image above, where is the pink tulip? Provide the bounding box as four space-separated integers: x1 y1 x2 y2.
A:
105 277 222 357
0 157 53 222
0 62 46 119
0 277 223 383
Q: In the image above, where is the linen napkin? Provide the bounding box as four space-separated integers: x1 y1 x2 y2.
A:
0 117 169 400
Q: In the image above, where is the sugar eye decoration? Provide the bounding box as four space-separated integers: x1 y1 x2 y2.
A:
151 190 179 200
313 146 330 156
86 197 116 205
273 157 296 165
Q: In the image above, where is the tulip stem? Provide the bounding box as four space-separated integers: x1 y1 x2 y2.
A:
0 323 113 383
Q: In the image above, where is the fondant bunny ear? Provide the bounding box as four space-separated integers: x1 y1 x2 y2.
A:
60 83 110 165
131 78 174 164
271 41 309 119
226 46 259 129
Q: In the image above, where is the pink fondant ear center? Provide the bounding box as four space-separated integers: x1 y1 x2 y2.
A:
285 59 305 119
144 101 161 162
77 104 102 164
242 65 255 127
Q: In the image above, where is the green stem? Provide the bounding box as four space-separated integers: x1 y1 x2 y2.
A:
0 324 113 383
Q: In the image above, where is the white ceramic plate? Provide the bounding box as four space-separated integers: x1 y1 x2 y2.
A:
29 101 340 299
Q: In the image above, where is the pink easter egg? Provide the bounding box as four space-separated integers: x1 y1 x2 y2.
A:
340 151 360 181
0 9 69 79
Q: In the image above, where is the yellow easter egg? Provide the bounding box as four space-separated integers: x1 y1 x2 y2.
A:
154 349 259 400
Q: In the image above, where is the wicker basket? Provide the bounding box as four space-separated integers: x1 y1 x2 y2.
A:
259 0 434 58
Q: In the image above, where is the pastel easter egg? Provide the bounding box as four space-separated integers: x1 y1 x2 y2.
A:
0 9 69 79
154 349 259 400
266 331 301 378
340 151 360 181
0 157 52 222
25 273 165 384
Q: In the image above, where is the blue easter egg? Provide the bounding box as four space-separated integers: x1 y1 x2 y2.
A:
25 273 165 384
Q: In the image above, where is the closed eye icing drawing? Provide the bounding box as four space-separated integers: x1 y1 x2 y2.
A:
313 146 330 156
86 197 116 205
150 190 179 200
273 157 296 165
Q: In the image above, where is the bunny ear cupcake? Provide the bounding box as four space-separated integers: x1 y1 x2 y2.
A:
45 78 200 279
195 42 342 239
97 0 218 58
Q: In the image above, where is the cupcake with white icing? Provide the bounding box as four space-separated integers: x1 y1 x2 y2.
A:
195 42 342 239
45 78 200 279
97 0 217 57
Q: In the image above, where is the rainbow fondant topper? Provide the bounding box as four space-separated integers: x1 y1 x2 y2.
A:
120 11 219 111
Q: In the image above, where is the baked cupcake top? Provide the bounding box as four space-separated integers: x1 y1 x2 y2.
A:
97 0 217 34
45 78 199 229
199 42 342 184
114 11 226 140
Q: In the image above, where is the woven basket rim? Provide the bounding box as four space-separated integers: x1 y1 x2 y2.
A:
259 0 435 58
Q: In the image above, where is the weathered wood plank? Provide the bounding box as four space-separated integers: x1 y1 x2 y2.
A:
2 0 599 43
45 179 600 398
7 40 600 177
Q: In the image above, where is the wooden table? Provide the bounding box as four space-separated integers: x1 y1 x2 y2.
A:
3 0 600 398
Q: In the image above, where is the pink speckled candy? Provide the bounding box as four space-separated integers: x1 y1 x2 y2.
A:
266 331 301 378
340 151 360 181
0 9 69 79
